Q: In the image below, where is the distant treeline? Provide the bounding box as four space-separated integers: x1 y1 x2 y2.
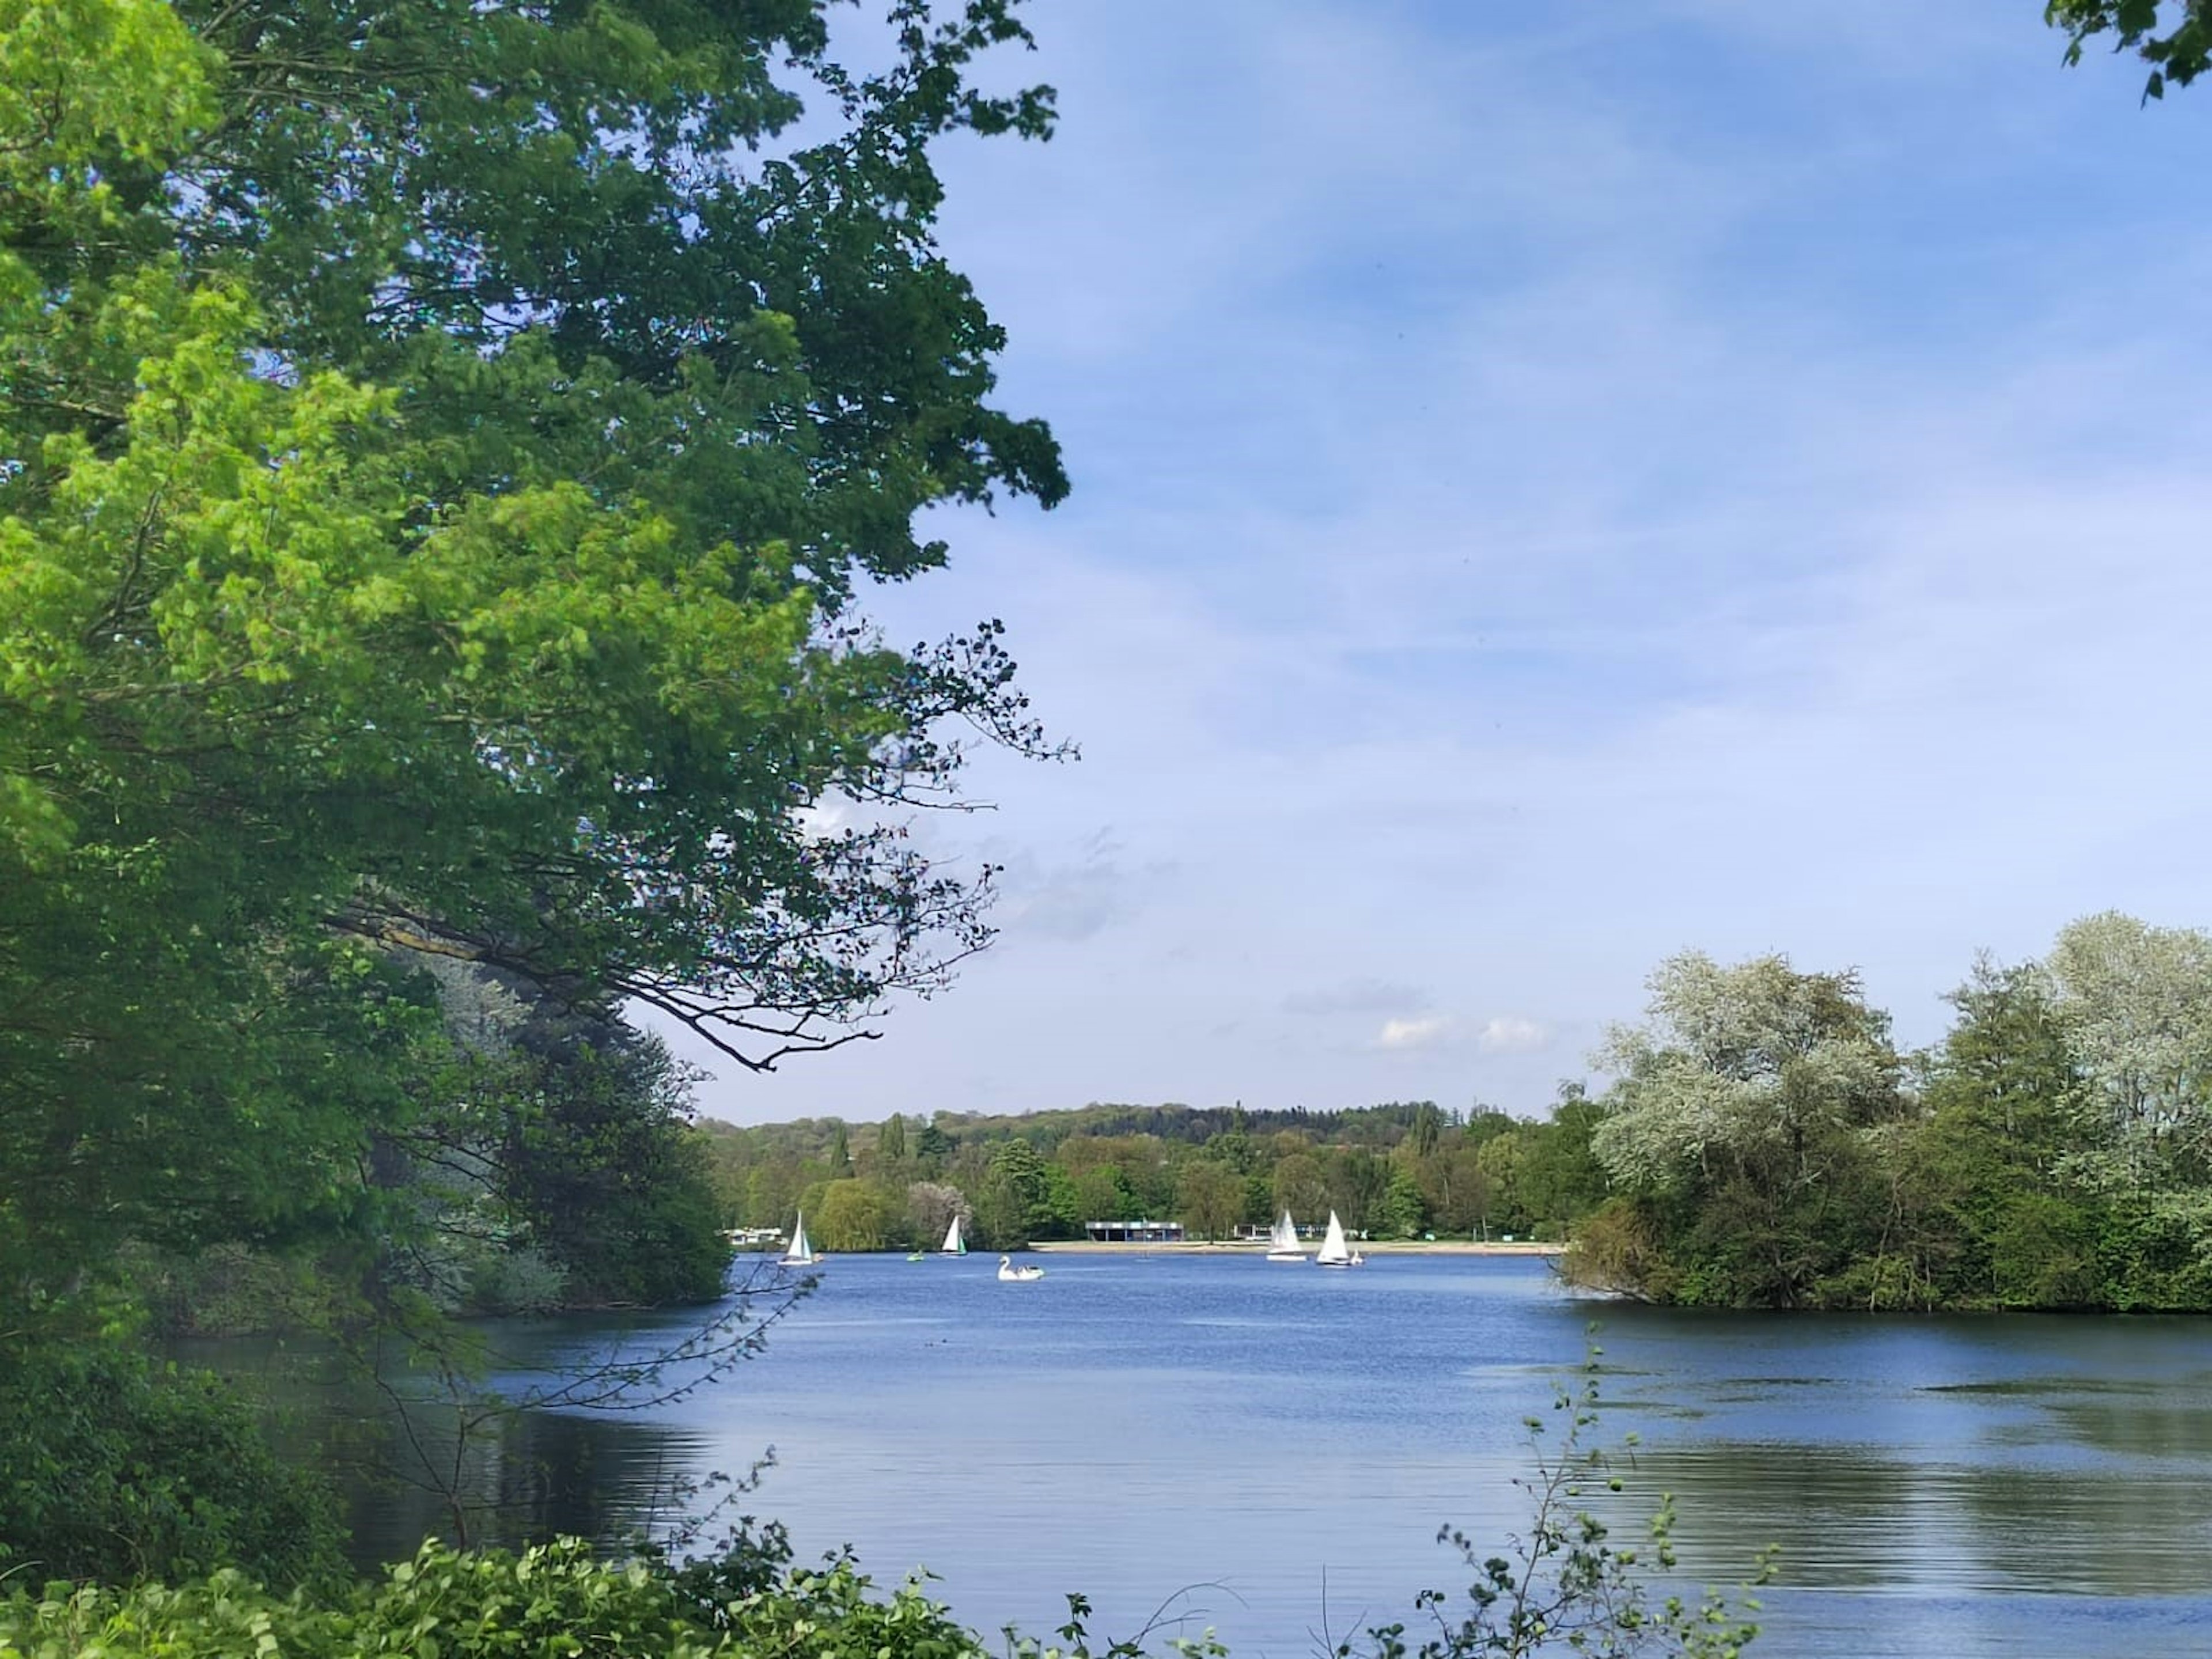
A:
708 911 2212 1312
700 1093 1607 1253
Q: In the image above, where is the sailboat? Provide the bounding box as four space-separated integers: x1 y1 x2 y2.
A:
1315 1209 1360 1269
997 1255 1046 1282
781 1210 819 1267
1266 1209 1307 1262
940 1214 968 1256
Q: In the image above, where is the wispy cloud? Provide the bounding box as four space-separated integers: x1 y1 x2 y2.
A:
990 828 1165 943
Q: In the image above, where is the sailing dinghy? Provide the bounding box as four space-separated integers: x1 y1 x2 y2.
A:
781 1211 819 1267
1315 1210 1361 1268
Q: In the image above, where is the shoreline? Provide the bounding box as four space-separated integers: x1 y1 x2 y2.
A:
1022 1238 1565 1257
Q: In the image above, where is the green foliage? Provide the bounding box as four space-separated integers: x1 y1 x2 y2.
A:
2050 0 2212 100
1 0 1063 1326
1376 1167 1429 1239
1568 923 2212 1311
0 1344 344 1588
1174 1159 1244 1241
701 1095 1612 1248
1571 952 1906 1306
0 1532 1010 1659
975 1139 1053 1248
486 1017 733 1309
2 0 1070 1580
815 1178 900 1251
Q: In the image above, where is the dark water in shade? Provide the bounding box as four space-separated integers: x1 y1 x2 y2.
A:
196 1254 2212 1658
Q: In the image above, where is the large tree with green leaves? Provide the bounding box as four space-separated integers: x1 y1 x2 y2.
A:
1 0 1062 1319
1578 950 1906 1305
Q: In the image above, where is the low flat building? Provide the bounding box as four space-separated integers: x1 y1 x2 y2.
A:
1083 1219 1185 1243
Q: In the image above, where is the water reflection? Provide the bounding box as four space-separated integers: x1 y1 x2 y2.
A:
179 1257 2212 1659
174 1329 718 1569
1609 1438 2212 1596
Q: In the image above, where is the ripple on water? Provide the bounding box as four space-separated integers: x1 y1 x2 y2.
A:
202 1253 2212 1659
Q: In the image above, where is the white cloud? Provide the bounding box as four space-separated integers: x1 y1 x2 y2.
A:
1374 1016 1457 1052
1477 1017 1551 1055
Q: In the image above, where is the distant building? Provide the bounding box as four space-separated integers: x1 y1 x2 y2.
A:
1084 1219 1185 1243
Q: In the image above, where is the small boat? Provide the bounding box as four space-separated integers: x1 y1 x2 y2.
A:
1315 1210 1360 1269
940 1215 968 1256
906 1250 926 1262
1266 1209 1307 1262
781 1210 819 1267
997 1255 1045 1282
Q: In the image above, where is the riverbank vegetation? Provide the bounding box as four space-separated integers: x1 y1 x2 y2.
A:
1571 912 2212 1312
710 911 2212 1314
701 1095 1606 1251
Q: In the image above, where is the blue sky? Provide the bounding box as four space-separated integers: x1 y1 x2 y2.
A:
678 0 2212 1124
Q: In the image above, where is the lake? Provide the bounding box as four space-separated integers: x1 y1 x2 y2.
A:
225 1252 2212 1658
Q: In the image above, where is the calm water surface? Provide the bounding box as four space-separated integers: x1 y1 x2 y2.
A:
248 1253 2212 1658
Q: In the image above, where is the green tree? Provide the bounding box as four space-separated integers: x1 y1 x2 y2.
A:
1175 1159 1243 1241
1579 950 1905 1305
878 1113 907 1164
975 1140 1051 1248
1512 1087 1611 1238
2044 911 2212 1195
1409 1100 1444 1158
1327 1146 1390 1233
0 0 1071 1577
814 1179 896 1252
1374 1166 1428 1238
0 0 1062 1326
1271 1151 1331 1223
1418 1138 1493 1236
1475 1131 1535 1237
1885 956 2086 1308
1071 1165 1137 1224
914 1118 956 1174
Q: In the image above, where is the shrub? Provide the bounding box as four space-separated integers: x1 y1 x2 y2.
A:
0 1535 1003 1659
0 1345 344 1589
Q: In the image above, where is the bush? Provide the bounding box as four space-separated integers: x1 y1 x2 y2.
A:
0 1535 1003 1659
0 1345 344 1589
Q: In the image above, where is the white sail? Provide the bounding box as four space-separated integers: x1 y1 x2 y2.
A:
1316 1210 1353 1267
1267 1210 1305 1259
781 1210 817 1266
941 1214 966 1255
